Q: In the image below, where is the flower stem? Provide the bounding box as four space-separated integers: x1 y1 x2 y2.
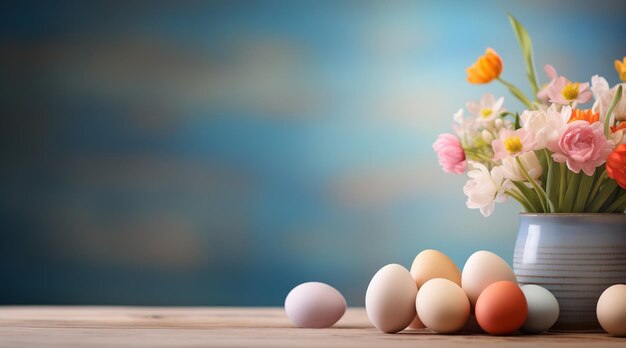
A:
516 156 554 212
574 173 595 213
497 77 534 110
463 148 495 165
587 179 618 213
506 189 533 212
558 163 567 212
544 150 558 208
586 169 607 209
605 192 626 212
604 85 623 137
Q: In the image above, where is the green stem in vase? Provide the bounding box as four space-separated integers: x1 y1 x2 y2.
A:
512 181 542 212
516 156 553 212
574 173 595 213
506 189 533 212
588 180 618 213
562 171 582 213
544 150 558 210
586 169 607 209
605 192 626 212
557 162 567 212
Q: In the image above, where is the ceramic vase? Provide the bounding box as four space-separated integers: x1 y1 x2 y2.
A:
513 213 626 331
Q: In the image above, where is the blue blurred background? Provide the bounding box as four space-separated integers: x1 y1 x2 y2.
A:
1 0 624 306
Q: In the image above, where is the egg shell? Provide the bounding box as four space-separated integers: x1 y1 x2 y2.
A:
365 264 417 333
475 281 528 335
406 314 425 329
416 278 470 333
521 284 559 334
597 284 626 336
460 314 484 333
410 249 462 287
462 250 517 306
284 282 346 328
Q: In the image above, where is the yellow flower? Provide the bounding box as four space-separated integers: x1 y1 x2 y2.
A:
503 136 523 154
467 48 503 84
616 57 626 82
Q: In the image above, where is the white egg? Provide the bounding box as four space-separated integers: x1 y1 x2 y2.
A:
416 278 470 333
406 313 425 329
462 250 517 306
365 264 417 333
521 284 559 334
597 284 626 336
284 282 346 328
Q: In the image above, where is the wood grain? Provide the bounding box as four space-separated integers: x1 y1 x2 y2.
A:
0 307 623 347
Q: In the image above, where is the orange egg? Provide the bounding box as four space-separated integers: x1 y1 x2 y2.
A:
475 281 527 335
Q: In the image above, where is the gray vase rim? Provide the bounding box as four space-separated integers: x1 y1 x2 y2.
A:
520 213 626 217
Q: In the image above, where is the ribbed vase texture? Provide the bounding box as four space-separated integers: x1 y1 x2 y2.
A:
513 214 626 331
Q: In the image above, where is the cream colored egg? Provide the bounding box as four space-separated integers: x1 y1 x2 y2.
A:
462 250 517 306
416 278 470 333
406 313 425 329
410 249 461 287
597 284 626 336
365 264 417 333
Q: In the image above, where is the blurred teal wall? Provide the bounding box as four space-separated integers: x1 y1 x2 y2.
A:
1 0 625 305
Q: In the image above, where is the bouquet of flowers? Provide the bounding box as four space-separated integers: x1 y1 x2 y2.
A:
433 15 626 217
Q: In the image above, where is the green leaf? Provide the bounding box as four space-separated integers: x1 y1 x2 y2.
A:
508 14 540 98
600 186 621 212
585 167 607 209
573 173 594 213
557 163 567 212
562 172 582 212
514 112 521 130
588 180 618 213
498 78 533 109
506 189 533 212
545 153 558 208
604 85 623 137
512 181 541 212
605 191 626 212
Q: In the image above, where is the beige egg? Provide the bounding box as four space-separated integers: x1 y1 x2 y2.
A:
597 284 626 336
462 250 517 306
406 313 425 329
410 249 461 288
365 264 417 333
416 278 470 333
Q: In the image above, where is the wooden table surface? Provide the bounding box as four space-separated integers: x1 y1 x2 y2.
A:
0 307 623 347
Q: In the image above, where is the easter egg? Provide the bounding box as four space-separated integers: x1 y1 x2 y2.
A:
521 284 559 334
284 282 346 328
416 278 470 333
410 249 462 287
597 284 626 336
475 281 528 335
462 250 517 306
406 313 425 329
366 264 417 333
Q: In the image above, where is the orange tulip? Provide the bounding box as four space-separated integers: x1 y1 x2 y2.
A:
607 144 626 189
615 57 626 82
568 109 599 124
467 48 503 84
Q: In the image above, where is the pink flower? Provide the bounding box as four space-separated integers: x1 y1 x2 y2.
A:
492 129 536 161
537 64 558 104
433 134 466 174
548 120 614 176
547 76 592 105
